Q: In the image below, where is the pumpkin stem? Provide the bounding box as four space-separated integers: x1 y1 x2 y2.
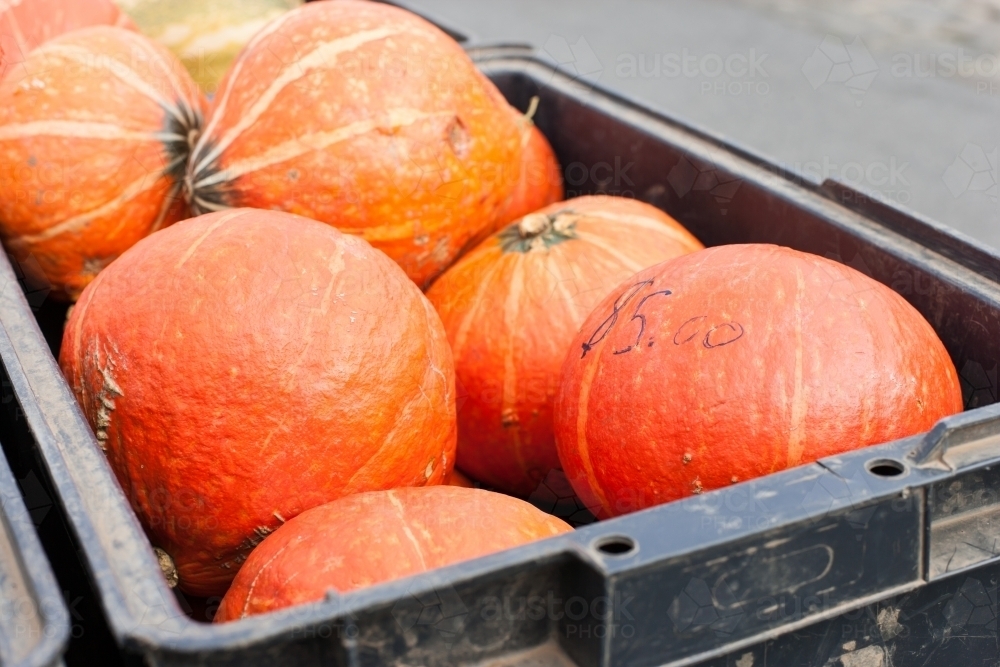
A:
155 547 179 588
523 96 540 124
186 127 201 155
518 213 551 238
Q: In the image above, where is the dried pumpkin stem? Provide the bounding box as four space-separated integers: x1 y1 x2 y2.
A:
155 547 179 588
517 213 551 238
523 95 540 123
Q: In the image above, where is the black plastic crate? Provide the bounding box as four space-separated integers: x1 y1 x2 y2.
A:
0 404 68 665
2 54 1000 666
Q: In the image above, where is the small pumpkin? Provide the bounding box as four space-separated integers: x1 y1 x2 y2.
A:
0 26 204 300
554 244 964 518
215 487 571 621
60 208 457 596
426 196 703 497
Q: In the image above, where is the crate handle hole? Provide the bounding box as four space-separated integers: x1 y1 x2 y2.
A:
594 536 636 556
866 458 906 477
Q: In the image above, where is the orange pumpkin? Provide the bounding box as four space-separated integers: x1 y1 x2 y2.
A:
0 26 204 301
0 0 134 73
554 244 964 518
185 0 523 288
214 487 571 622
426 196 703 497
59 209 457 596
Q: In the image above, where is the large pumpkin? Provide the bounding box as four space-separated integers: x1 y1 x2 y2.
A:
554 244 964 518
215 487 571 622
59 209 457 596
0 26 204 300
185 0 523 288
0 0 134 74
426 196 703 497
115 0 302 94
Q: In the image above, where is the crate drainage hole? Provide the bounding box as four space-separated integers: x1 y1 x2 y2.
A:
595 536 636 556
866 459 906 477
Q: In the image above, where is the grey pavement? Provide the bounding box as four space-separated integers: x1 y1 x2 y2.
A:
401 0 1000 253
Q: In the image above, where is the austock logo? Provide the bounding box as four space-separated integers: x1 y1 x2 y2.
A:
799 465 882 534
126 580 189 636
668 577 745 637
0 469 52 528
562 156 636 199
391 582 469 643
666 156 742 214
0 591 80 640
959 359 998 409
479 590 635 639
528 469 598 527
668 575 838 640
943 577 998 637
613 48 770 97
943 143 998 202
802 35 879 106
542 34 603 84
4 252 51 311
0 29 28 82
16 471 53 527
284 592 359 641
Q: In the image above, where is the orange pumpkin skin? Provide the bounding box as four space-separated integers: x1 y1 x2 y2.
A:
554 244 964 519
59 209 457 596
0 27 204 301
186 0 523 289
496 121 563 230
0 0 135 71
214 487 571 622
426 196 704 497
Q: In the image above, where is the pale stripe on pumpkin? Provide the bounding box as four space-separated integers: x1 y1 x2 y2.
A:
193 26 412 174
14 171 167 244
548 252 584 323
115 27 195 114
787 266 808 467
32 42 190 127
195 7 303 149
387 490 429 570
173 209 249 269
574 348 612 513
502 254 527 471
573 230 648 274
237 538 295 621
149 182 182 234
343 370 440 491
0 120 178 142
580 210 701 249
449 255 506 362
194 108 452 189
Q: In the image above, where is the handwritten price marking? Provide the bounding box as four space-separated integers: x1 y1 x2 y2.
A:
673 316 745 348
582 280 661 358
703 322 745 348
582 281 746 359
611 289 673 355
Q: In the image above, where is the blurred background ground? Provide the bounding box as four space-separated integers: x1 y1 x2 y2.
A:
400 0 1000 251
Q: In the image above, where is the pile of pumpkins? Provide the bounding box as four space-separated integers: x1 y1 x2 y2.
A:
0 0 963 622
